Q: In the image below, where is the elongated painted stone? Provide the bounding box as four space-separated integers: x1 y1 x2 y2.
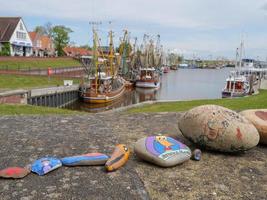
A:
0 166 31 179
240 109 267 144
179 105 260 152
61 153 109 166
134 136 191 167
105 144 130 172
31 157 62 176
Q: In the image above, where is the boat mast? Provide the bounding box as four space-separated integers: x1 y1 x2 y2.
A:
92 29 99 95
108 30 115 78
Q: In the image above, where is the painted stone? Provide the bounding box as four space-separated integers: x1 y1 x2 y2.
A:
61 153 109 166
178 105 260 152
240 109 267 144
191 149 202 161
31 157 62 176
134 136 191 167
105 144 130 172
0 166 31 179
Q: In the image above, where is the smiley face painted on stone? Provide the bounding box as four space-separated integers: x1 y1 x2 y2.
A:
105 144 130 172
145 136 190 160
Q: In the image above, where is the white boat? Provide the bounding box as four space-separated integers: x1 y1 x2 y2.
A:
222 72 250 98
136 67 160 88
222 38 252 98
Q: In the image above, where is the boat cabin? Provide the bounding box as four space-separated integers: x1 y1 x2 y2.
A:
225 76 247 92
139 68 157 80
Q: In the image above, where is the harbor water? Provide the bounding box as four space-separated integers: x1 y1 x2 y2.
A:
66 68 232 112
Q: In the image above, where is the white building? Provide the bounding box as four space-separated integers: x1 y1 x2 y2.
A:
0 17 32 56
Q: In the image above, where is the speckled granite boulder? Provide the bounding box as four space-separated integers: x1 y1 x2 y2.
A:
134 136 191 167
240 109 267 145
178 105 260 152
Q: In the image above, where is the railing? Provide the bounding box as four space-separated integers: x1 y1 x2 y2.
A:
0 66 85 78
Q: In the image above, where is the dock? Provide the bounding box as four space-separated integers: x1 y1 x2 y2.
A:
0 85 79 108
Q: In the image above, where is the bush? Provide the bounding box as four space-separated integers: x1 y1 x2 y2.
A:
0 42 11 56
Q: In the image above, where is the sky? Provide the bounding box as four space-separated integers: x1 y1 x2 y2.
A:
1 0 267 60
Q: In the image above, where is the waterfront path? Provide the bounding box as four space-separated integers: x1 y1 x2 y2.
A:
0 112 266 200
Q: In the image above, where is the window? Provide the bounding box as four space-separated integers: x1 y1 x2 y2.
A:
16 31 26 40
37 40 42 48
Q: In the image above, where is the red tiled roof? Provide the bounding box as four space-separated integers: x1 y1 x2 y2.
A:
29 31 53 51
63 46 93 57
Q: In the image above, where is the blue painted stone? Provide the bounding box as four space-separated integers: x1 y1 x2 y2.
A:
31 157 62 176
61 153 109 166
192 149 202 161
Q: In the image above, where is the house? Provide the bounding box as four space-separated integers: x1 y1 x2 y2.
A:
29 32 55 57
0 17 32 56
63 46 92 58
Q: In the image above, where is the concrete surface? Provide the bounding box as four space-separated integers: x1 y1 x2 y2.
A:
0 112 266 200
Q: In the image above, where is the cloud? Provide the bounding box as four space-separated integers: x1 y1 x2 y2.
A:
0 0 265 29
1 0 267 59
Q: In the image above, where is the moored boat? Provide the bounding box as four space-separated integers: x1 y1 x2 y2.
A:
80 28 125 104
221 74 250 98
136 68 160 88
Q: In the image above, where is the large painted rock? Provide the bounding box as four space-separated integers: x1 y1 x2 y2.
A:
178 105 260 152
134 136 191 167
0 166 31 179
240 109 267 144
31 157 62 176
61 153 109 166
105 144 130 172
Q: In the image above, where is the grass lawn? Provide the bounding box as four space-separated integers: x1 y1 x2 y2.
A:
0 57 81 70
129 89 267 113
0 104 82 115
0 74 80 90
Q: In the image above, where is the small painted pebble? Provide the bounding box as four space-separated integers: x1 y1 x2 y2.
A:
191 149 202 161
31 157 62 176
105 144 130 172
0 166 31 179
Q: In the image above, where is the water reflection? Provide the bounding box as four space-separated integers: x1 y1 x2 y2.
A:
67 68 232 113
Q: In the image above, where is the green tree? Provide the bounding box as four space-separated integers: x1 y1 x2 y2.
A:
0 42 11 56
51 26 73 56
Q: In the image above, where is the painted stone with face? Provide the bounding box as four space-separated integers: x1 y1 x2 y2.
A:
178 105 260 152
105 144 130 172
240 109 267 144
134 136 191 167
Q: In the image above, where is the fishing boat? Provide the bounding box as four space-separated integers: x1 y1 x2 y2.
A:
170 65 178 70
136 67 160 88
222 72 250 98
135 35 161 88
221 39 251 98
80 29 125 104
163 66 170 73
